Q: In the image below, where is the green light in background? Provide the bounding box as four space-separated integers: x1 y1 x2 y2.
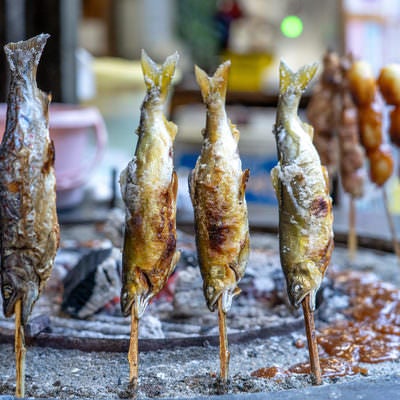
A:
281 15 303 38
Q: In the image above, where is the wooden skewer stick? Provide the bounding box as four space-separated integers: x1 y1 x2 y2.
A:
301 295 322 386
15 300 26 398
382 187 400 261
348 196 357 261
127 306 139 389
218 296 230 382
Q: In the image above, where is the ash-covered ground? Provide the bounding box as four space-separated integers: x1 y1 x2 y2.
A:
0 229 400 399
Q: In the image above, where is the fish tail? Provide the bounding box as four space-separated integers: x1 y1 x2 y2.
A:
279 60 319 97
195 61 230 105
4 33 50 79
141 49 179 102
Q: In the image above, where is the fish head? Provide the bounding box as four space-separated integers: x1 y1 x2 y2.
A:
285 260 322 310
120 268 150 319
1 253 39 324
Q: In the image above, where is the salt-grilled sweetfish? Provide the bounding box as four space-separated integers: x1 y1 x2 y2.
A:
189 61 250 313
0 34 59 325
120 50 180 319
271 61 334 311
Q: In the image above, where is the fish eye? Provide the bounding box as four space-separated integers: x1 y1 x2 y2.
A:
2 284 13 300
293 284 302 294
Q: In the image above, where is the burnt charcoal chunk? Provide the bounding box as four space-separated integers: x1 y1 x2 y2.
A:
62 247 122 318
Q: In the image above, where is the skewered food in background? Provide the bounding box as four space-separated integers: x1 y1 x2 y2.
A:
348 60 398 259
307 50 342 178
271 60 334 385
337 56 366 200
378 64 400 150
189 61 250 382
0 34 59 398
119 50 180 388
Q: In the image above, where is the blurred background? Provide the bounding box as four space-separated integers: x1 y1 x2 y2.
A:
1 0 400 220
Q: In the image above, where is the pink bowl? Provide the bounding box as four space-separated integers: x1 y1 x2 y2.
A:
0 103 108 208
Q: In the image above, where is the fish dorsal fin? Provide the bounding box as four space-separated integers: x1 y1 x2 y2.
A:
279 60 319 96
230 120 240 142
302 121 314 140
195 61 230 105
141 50 179 102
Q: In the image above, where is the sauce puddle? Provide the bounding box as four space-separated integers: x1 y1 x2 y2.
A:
252 270 400 380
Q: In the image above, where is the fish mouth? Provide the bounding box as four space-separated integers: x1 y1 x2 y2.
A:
120 291 135 317
290 287 317 311
2 282 38 325
120 291 151 319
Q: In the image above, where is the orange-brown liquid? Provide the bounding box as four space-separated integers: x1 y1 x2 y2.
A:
252 270 400 380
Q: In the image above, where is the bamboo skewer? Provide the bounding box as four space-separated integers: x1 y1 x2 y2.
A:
14 300 26 398
301 295 322 385
348 196 357 261
127 307 139 389
218 297 230 383
382 187 400 261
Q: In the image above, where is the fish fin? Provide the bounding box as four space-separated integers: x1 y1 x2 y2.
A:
239 169 250 202
271 166 281 203
279 60 319 96
230 120 240 142
165 118 178 140
141 49 179 102
195 60 230 104
170 170 178 202
321 165 330 192
188 169 195 204
302 121 314 140
4 33 50 76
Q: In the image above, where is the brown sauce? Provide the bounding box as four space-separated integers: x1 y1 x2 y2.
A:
252 270 400 380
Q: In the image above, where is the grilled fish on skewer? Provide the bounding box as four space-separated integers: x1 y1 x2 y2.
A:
120 50 180 320
189 61 250 314
271 61 334 311
0 34 59 325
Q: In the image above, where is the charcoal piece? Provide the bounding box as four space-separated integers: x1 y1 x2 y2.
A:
62 247 122 319
26 314 51 336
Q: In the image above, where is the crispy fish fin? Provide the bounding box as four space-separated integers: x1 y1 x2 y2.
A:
195 61 231 104
165 119 178 141
230 120 240 142
279 60 319 96
239 169 250 202
141 49 179 103
270 166 281 204
4 33 50 75
302 121 314 141
321 165 330 191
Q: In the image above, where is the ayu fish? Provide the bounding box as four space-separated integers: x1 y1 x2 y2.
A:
271 60 334 385
119 50 180 386
0 34 59 326
189 61 249 381
0 33 59 398
271 61 334 312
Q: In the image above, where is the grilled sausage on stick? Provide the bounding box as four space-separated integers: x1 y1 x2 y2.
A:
119 50 180 388
0 34 59 398
271 61 334 385
189 61 250 383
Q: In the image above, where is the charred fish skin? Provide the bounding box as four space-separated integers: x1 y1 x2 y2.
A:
0 34 59 325
271 61 334 311
120 50 180 319
189 61 250 313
